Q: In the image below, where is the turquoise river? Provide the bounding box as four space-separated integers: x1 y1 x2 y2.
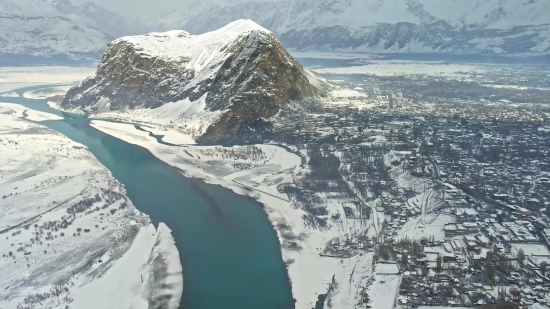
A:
0 88 294 309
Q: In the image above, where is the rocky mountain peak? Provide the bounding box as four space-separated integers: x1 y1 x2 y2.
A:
62 20 324 143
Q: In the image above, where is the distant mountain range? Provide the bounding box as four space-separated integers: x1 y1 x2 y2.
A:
158 0 550 54
0 0 144 60
1 0 549 61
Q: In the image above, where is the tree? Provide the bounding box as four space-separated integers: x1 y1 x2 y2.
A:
516 249 525 264
329 275 338 292
485 261 496 285
401 253 408 265
378 243 392 261
436 255 442 272
50 285 63 305
444 283 454 297
497 254 510 274
540 261 549 276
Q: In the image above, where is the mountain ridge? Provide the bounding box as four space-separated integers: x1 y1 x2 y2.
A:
0 0 144 60
157 0 550 54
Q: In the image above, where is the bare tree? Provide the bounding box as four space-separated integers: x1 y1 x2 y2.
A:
485 261 496 285
50 285 63 305
436 255 442 272
401 253 408 265
516 248 525 264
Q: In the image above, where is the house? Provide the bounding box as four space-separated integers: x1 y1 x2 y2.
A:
517 207 532 216
463 222 479 233
476 235 491 248
444 224 458 237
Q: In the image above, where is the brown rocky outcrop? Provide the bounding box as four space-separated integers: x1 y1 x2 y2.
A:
62 20 324 144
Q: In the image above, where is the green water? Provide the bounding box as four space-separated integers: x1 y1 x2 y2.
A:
1 91 294 309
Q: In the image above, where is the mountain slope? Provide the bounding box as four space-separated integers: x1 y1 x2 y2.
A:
161 0 550 53
52 0 144 39
0 0 143 60
61 20 324 143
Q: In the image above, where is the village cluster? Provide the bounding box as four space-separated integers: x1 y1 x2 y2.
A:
275 85 550 309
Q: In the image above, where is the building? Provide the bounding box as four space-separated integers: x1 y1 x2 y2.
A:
517 207 532 216
444 223 458 237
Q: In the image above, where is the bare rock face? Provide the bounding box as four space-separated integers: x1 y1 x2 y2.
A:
62 20 323 143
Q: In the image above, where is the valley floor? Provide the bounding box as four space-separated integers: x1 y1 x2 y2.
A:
0 102 182 309
1 66 388 309
88 120 369 309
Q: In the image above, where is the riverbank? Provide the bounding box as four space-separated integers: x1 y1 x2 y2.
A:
0 66 94 95
87 119 349 309
0 104 182 309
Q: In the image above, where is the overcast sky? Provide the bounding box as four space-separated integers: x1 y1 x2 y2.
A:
71 0 193 18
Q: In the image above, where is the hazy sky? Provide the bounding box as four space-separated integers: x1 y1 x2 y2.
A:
71 0 194 18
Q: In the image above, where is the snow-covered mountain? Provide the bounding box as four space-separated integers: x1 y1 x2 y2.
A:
0 0 144 60
61 20 324 143
160 0 550 53
52 0 145 39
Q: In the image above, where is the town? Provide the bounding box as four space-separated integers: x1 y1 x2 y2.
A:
273 83 550 309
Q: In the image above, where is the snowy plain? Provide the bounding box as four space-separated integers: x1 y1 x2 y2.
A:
0 66 95 94
313 60 497 79
0 100 182 309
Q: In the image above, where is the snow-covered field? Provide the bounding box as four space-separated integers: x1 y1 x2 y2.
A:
324 253 374 309
0 66 94 94
396 213 455 242
0 104 182 309
88 120 372 309
22 86 74 100
74 95 225 143
368 273 401 309
313 60 495 79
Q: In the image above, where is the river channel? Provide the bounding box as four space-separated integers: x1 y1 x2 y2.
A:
0 88 294 309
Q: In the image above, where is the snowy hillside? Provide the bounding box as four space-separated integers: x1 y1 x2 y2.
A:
0 104 182 309
60 20 325 143
162 0 550 53
52 0 145 38
0 0 143 59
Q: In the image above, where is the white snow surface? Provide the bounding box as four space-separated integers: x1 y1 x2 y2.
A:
71 223 183 309
368 273 401 309
116 19 270 62
313 60 495 78
0 66 95 94
22 85 75 100
0 105 183 309
101 18 276 98
0 102 63 121
103 20 277 98
91 95 225 142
